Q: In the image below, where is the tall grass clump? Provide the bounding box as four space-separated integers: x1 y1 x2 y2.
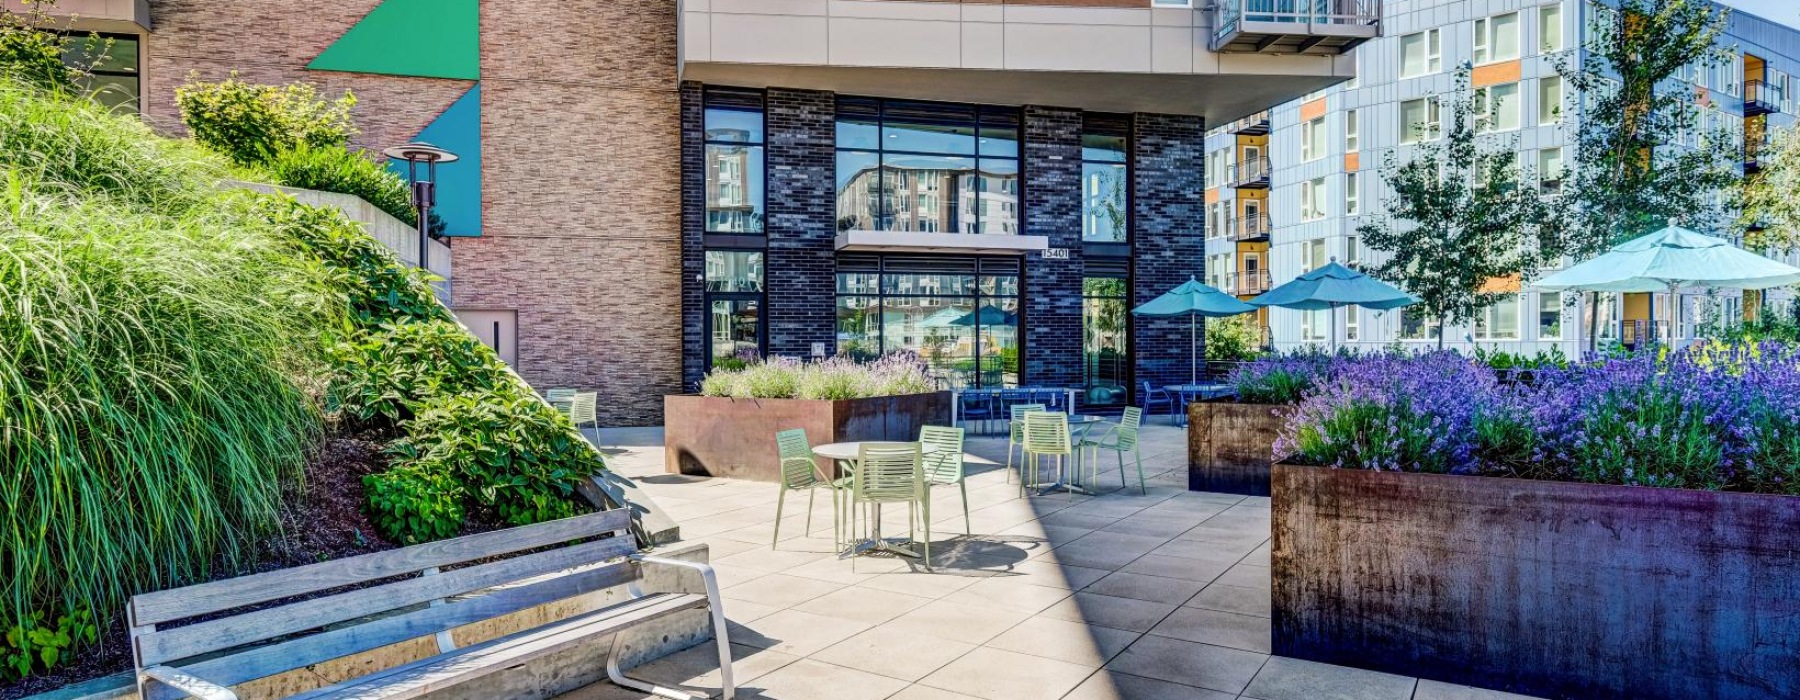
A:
700 353 937 399
0 75 336 679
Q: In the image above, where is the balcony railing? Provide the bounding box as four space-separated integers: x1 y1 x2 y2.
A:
1236 270 1272 296
1228 111 1271 136
1211 0 1382 56
1234 214 1272 242
1231 157 1271 189
1745 79 1781 117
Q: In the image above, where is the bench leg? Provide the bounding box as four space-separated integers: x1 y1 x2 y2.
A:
628 555 736 700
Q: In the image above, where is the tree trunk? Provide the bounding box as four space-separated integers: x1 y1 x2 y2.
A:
1588 291 1601 355
1437 306 1448 351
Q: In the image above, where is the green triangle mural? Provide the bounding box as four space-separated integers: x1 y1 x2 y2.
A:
308 0 478 80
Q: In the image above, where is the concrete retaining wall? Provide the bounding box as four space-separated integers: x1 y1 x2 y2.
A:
1272 463 1800 700
26 542 714 700
1187 401 1283 496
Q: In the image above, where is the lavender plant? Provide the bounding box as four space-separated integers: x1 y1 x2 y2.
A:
699 352 936 400
1229 349 1348 405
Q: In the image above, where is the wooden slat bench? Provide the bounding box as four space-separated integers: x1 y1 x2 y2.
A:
128 509 733 700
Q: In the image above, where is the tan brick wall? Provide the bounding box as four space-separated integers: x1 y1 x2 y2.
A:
468 0 682 425
143 0 684 425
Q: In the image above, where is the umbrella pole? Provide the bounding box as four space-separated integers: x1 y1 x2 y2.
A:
1331 304 1339 353
1190 313 1198 385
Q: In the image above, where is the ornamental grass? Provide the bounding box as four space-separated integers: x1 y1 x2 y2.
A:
700 352 937 399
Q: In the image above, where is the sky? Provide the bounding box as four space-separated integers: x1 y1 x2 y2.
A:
1716 0 1800 30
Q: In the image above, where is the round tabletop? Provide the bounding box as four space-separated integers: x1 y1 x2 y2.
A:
1069 415 1106 423
1165 384 1227 392
813 441 943 461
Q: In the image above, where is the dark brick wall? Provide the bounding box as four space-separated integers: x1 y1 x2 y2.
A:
1132 112 1207 389
763 88 839 360
680 82 706 391
1022 106 1085 391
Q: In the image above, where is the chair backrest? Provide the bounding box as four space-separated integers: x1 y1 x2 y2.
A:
918 426 965 483
570 392 598 424
1010 403 1046 421
855 442 923 503
546 388 577 403
1023 411 1071 454
774 429 819 488
1117 407 1143 450
128 510 635 698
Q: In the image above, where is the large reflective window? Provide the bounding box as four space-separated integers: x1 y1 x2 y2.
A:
704 89 766 234
704 251 763 293
1082 115 1130 242
63 33 139 113
1083 277 1129 406
709 299 761 365
835 98 1021 236
835 261 1020 388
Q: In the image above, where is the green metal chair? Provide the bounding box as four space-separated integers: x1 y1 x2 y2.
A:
1021 411 1072 499
568 392 600 433
545 388 577 403
919 426 969 534
851 442 929 565
1082 407 1146 494
773 429 839 549
1004 403 1046 483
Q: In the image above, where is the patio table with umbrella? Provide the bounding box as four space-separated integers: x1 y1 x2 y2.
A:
1131 276 1258 424
1248 260 1418 349
1535 221 1800 348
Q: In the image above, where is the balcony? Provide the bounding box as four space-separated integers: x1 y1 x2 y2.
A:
1234 214 1272 242
1236 270 1272 296
1232 157 1271 189
1229 111 1271 136
1210 0 1383 56
1745 80 1781 117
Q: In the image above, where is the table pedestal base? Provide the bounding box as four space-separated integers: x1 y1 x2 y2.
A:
841 503 921 559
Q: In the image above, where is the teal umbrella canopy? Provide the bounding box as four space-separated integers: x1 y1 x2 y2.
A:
1535 223 1800 293
1248 261 1418 311
1132 276 1258 317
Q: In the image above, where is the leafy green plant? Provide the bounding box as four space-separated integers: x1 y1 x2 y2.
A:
267 142 437 231
175 73 358 167
364 465 467 546
1205 315 1263 362
382 390 598 540
330 320 513 428
260 196 449 326
2 609 97 681
0 2 76 95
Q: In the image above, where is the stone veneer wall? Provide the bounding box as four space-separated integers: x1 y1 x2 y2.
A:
1131 112 1208 389
1022 105 1086 391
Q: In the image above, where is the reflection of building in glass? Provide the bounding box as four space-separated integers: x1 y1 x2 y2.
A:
836 164 1018 235
705 128 757 232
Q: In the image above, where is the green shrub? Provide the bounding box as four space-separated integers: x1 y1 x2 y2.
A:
267 143 432 229
364 465 466 546
0 3 76 95
259 195 449 325
2 609 96 681
175 73 358 167
1205 315 1263 362
331 320 513 428
379 391 598 542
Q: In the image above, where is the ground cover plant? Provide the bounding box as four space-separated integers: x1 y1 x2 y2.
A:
1228 349 1349 405
700 353 937 399
1276 343 1800 494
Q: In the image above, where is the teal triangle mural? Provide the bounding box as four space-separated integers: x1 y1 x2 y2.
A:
309 0 478 80
392 85 481 236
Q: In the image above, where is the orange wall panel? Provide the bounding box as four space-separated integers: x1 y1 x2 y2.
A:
1472 60 1522 88
1300 98 1327 122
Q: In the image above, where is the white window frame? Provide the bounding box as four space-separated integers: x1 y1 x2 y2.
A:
1538 76 1563 125
1345 109 1359 152
1345 306 1360 341
1539 3 1564 53
1538 147 1565 195
1474 294 1522 340
1302 117 1326 162
1474 12 1521 65
1400 29 1442 78
1538 291 1564 340
1300 177 1327 221
1401 98 1442 143
1150 0 1193 7
1476 82 1521 133
1345 172 1360 215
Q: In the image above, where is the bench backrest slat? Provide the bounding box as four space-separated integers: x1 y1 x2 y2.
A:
131 509 631 627
137 535 636 666
174 560 639 689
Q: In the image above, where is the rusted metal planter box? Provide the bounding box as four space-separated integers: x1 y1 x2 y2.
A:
1187 401 1284 495
1272 462 1800 700
663 392 951 482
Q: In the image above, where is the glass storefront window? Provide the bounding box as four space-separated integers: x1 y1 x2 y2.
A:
835 98 1021 236
835 261 1019 389
1083 277 1129 406
709 299 761 365
704 251 763 293
1082 115 1130 243
63 33 139 113
704 89 766 234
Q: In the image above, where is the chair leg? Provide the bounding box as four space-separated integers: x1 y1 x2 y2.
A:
772 487 787 549
959 480 970 535
806 488 817 536
1005 439 1017 483
1135 448 1147 495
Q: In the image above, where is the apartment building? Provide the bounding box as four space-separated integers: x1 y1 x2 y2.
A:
37 0 1378 423
1207 0 1800 354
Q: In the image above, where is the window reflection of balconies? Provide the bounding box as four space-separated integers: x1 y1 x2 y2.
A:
1210 0 1383 56
1233 214 1271 242
1231 157 1271 189
836 164 1020 235
1235 270 1272 296
1746 132 1769 174
1229 111 1271 136
1745 79 1781 117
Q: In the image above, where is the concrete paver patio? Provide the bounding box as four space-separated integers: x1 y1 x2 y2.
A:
563 421 1542 700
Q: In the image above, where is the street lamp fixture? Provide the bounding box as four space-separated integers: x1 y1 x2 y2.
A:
381 141 459 271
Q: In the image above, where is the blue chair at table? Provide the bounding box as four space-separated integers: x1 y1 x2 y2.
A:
1140 381 1176 425
959 391 996 434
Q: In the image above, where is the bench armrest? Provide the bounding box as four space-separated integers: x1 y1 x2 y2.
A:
628 555 735 699
142 665 239 700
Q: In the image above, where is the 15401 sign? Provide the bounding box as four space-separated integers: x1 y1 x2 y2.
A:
1040 248 1071 260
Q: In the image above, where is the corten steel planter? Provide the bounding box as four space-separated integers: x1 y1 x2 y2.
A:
1271 462 1800 700
1187 401 1284 496
663 392 952 482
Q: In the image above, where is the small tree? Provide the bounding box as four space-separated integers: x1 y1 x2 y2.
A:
175 72 359 166
1556 0 1736 347
1357 68 1561 349
1738 125 1800 253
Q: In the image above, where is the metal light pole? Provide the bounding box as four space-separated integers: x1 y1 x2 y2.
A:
381 142 459 271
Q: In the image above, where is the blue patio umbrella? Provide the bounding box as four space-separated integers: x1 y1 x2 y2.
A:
1534 222 1800 345
1132 276 1258 384
946 305 1018 327
1248 260 1418 348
